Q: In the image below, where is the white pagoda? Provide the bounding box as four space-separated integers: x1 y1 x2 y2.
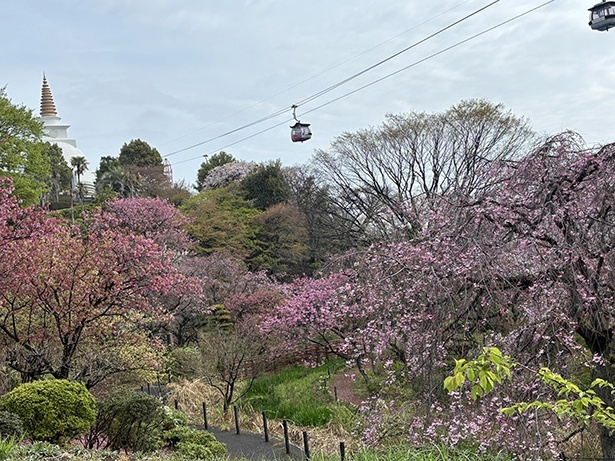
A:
38 74 95 195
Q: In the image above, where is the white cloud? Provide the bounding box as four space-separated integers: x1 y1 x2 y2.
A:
2 0 613 184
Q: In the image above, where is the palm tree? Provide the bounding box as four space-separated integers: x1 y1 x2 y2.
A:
97 164 142 198
70 156 89 205
70 156 88 185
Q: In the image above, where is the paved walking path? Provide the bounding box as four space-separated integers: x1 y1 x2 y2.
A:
205 426 305 460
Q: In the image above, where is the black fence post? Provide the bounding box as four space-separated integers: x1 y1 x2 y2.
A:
340 441 346 461
303 431 310 460
234 405 240 435
147 382 150 395
334 386 338 402
283 419 290 454
202 402 208 430
174 399 179 410
262 411 269 442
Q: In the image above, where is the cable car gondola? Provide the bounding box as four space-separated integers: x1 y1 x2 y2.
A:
290 105 312 143
589 1 615 31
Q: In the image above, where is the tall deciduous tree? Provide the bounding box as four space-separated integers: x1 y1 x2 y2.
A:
286 166 360 262
312 99 534 243
95 196 194 252
0 88 50 205
199 318 268 413
465 132 615 458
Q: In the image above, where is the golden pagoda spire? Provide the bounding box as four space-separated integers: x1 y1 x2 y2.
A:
40 73 57 117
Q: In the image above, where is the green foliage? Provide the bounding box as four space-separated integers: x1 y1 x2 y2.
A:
501 368 615 430
196 151 235 192
0 88 50 205
10 440 61 459
119 139 163 167
181 183 261 257
443 347 515 400
0 412 23 438
169 347 203 379
0 436 19 461
0 379 96 444
206 304 233 331
96 163 141 198
69 156 88 182
240 160 290 210
89 389 166 452
95 155 122 183
42 143 71 204
244 362 346 427
247 202 310 276
164 425 226 458
445 347 615 434
162 406 189 431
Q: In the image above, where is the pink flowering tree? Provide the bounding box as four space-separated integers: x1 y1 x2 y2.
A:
364 132 615 457
0 185 189 386
264 132 615 457
93 196 194 253
263 273 381 383
0 177 51 252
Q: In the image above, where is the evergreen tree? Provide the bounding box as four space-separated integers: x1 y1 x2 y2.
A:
0 87 50 205
118 139 163 167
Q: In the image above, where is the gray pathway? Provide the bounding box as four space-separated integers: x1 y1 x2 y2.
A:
206 426 305 460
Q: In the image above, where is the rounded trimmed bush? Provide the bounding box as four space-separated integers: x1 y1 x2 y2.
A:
0 379 96 444
0 411 23 438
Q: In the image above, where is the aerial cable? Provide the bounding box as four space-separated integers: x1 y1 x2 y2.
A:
165 0 501 158
300 0 556 118
173 0 555 166
292 0 501 108
173 119 292 166
164 106 291 157
160 0 475 150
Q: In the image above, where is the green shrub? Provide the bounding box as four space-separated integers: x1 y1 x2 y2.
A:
161 406 189 431
0 412 22 438
164 426 225 458
90 390 167 452
0 379 96 444
175 441 224 460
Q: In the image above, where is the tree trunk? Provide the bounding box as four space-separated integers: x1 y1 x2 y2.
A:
592 362 615 459
598 424 615 461
355 357 370 385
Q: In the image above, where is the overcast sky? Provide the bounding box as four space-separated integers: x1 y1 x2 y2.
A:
2 0 613 187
